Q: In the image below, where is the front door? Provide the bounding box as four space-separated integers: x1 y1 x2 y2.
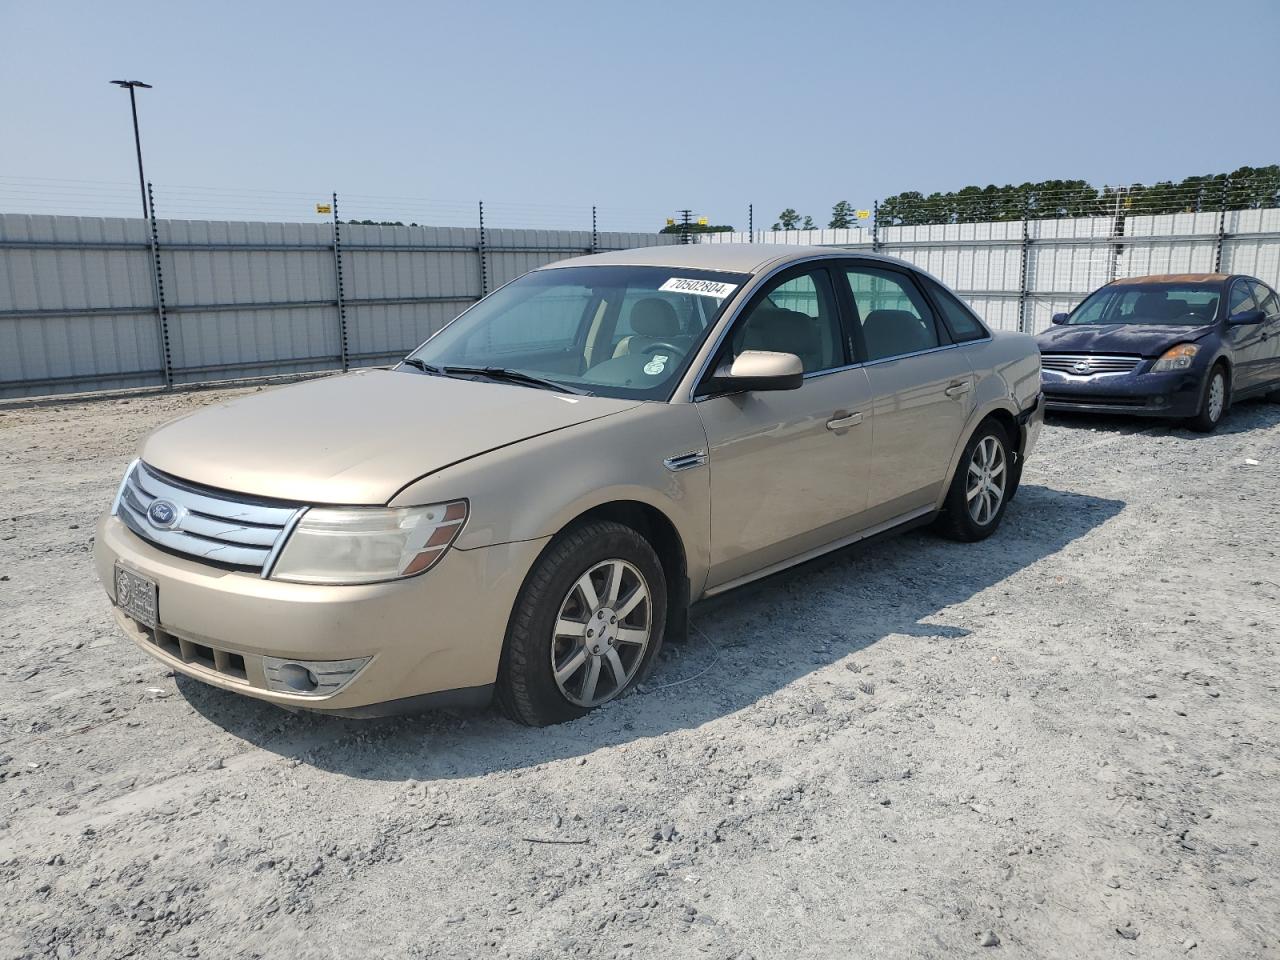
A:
839 262 975 526
1249 281 1280 390
1227 278 1270 393
695 264 873 589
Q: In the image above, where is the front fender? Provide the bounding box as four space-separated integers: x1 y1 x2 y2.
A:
389 403 712 597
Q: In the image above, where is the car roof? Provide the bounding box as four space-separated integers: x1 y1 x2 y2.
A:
540 243 919 277
1111 273 1231 285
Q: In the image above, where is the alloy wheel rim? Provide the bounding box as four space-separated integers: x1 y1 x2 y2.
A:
966 435 1006 526
550 559 651 708
1208 373 1225 421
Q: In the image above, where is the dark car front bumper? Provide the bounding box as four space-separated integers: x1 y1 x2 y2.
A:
1040 365 1204 418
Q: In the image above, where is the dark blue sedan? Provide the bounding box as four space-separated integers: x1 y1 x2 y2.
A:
1037 273 1280 431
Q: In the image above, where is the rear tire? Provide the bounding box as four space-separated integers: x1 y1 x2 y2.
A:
1189 364 1228 433
496 520 666 727
935 420 1013 542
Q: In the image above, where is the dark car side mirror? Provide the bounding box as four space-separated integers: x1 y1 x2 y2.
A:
1229 308 1266 326
1051 312 1069 325
698 350 804 396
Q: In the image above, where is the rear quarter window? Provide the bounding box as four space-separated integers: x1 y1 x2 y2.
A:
923 278 988 342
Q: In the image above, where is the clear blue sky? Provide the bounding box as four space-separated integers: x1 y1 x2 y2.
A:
3 0 1278 230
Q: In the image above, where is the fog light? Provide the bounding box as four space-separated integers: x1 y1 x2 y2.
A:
262 655 371 698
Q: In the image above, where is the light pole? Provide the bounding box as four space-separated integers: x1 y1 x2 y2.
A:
110 80 153 220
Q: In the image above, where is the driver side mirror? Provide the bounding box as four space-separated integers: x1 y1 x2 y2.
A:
700 350 804 396
1051 312 1069 325
1229 308 1266 326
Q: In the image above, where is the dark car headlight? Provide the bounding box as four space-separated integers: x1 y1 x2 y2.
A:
1151 344 1199 372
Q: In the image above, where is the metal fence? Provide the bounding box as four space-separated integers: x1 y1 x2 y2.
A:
699 207 1280 333
0 202 674 398
4 179 1280 400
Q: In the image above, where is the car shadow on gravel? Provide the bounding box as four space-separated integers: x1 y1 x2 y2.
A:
178 483 1124 781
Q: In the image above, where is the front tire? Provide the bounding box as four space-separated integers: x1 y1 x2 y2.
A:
496 520 666 727
935 420 1012 542
1189 364 1228 433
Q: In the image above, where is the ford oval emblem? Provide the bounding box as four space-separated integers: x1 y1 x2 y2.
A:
147 499 179 529
1072 360 1092 374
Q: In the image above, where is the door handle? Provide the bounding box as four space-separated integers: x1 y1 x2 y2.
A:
826 411 863 431
944 380 972 398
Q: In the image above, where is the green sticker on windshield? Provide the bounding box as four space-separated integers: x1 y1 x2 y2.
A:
643 355 669 376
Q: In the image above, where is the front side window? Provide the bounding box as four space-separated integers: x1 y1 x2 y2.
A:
845 267 941 361
722 268 845 373
1071 283 1222 326
1248 281 1278 318
407 265 747 400
1229 280 1259 318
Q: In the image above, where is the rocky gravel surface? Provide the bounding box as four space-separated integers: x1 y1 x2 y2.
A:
1 385 1278 960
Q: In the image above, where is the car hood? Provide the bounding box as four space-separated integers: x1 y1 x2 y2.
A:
1036 322 1216 356
141 369 640 505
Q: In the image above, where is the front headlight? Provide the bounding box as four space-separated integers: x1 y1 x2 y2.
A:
270 501 467 584
1151 343 1199 372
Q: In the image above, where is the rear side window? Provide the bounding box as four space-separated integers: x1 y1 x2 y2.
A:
844 267 941 361
922 278 988 342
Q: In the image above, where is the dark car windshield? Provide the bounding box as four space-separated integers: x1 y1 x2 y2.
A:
1066 284 1221 327
403 265 748 400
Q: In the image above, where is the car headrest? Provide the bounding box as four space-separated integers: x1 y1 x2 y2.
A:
629 298 680 338
1134 292 1170 318
862 310 932 359
739 306 821 359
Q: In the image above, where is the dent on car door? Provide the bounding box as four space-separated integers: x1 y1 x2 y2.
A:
695 264 874 589
841 264 975 526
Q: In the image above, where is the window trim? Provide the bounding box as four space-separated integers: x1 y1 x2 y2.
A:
693 261 849 398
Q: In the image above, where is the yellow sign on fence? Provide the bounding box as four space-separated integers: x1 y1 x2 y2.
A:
315 203 332 215
856 209 870 220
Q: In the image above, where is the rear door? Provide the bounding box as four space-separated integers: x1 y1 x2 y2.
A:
837 262 975 526
695 263 874 588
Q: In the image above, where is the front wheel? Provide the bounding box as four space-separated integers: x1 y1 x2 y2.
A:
935 421 1012 542
1188 365 1228 433
496 520 666 726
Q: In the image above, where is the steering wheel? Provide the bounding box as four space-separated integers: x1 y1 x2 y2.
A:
640 341 686 357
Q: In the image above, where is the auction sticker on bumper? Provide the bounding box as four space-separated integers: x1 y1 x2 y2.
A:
115 565 158 629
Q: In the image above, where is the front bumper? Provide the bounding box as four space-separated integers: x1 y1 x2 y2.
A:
1040 367 1203 418
94 513 548 712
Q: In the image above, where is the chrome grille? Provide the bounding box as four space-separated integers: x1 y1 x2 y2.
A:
114 460 303 573
1040 353 1142 376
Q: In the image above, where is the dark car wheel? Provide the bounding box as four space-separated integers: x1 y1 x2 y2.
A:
935 420 1012 542
496 520 666 727
1188 364 1229 433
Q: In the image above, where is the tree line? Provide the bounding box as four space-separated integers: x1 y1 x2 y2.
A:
876 165 1280 226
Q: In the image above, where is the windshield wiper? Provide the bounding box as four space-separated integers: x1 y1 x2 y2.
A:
442 365 591 396
399 357 445 375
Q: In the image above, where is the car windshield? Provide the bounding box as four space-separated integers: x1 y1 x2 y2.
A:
403 265 748 400
1066 284 1221 327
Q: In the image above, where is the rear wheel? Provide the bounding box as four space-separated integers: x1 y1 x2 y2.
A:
496 520 666 726
935 420 1012 542
1189 365 1228 433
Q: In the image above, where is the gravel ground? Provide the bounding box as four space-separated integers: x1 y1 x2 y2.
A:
1 384 1278 960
